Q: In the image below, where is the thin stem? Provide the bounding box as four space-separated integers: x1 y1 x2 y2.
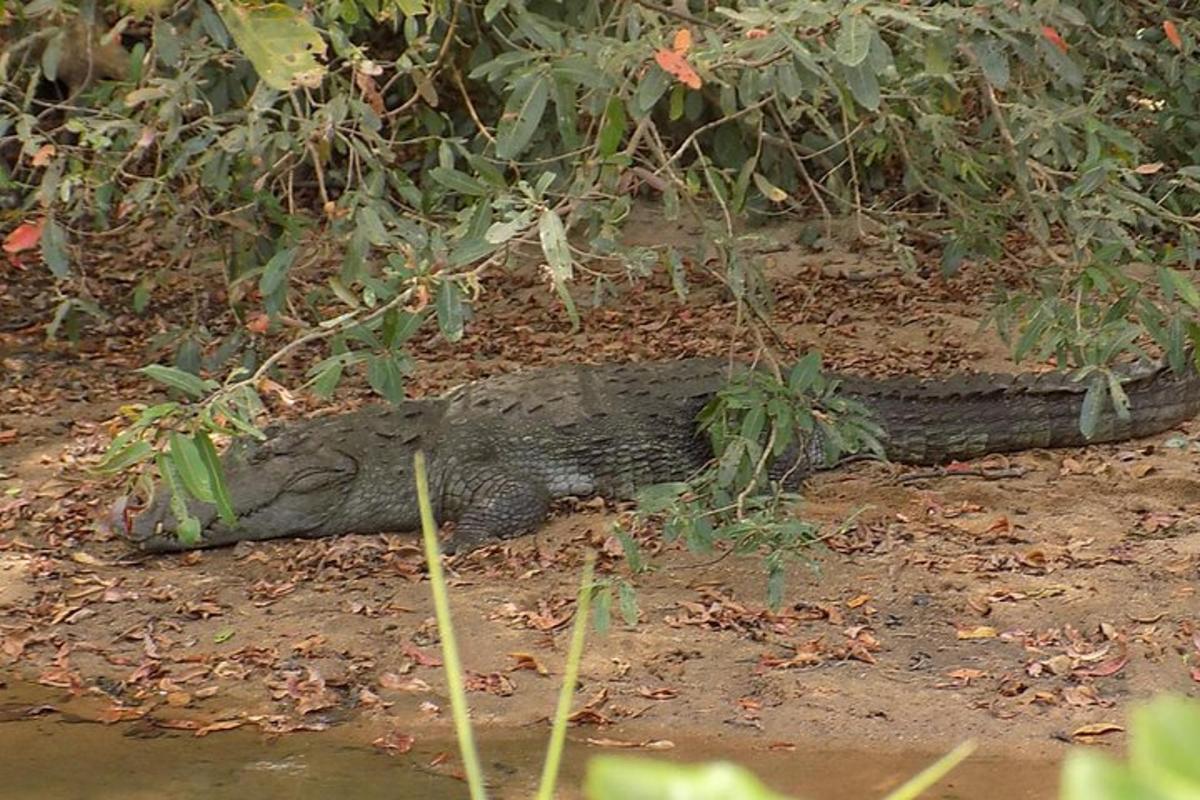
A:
414 451 488 800
535 551 596 800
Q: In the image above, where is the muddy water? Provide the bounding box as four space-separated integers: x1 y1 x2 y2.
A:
0 685 1059 800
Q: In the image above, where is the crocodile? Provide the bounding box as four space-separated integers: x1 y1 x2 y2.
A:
124 356 1200 554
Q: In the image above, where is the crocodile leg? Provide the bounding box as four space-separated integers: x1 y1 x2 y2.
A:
444 471 553 553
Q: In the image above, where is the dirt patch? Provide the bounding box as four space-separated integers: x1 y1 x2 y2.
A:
2 207 1199 786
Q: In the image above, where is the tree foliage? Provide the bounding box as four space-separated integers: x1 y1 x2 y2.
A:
3 0 1199 553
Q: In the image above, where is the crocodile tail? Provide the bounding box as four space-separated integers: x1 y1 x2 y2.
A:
838 360 1200 465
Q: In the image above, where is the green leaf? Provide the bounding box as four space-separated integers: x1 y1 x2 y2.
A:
483 0 509 21
356 205 389 246
382 308 424 349
635 482 690 514
592 585 612 633
614 530 644 574
552 75 582 150
41 30 64 81
598 95 626 158
632 64 670 117
435 279 465 342
740 405 766 444
169 433 215 504
212 0 327 90
135 402 182 427
1129 696 1200 793
766 563 785 610
428 167 490 196
157 453 201 546
195 431 236 525
139 364 215 399
209 400 267 441
788 352 822 394
1163 268 1200 310
93 439 155 475
1060 752 1144 800
311 360 343 399
1106 373 1131 421
835 14 873 67
585 757 793 800
485 208 534 245
538 208 573 283
1078 374 1107 440
258 246 296 298
617 580 639 624
495 71 551 160
867 5 941 32
554 280 580 331
177 517 202 546
41 217 70 278
842 61 880 111
367 353 408 404
973 37 1009 89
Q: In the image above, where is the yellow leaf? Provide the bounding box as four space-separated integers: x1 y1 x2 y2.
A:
956 626 998 640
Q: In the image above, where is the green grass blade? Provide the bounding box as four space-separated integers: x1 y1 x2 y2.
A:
882 740 976 800
413 451 488 800
535 551 596 800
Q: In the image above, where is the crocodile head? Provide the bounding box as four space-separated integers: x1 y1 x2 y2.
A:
125 422 367 552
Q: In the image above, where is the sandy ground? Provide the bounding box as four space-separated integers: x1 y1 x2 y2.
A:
2 208 1198 796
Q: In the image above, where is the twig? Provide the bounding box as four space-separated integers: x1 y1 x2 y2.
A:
385 0 460 119
769 105 833 241
734 423 777 520
838 101 868 241
898 465 1028 485
658 97 776 173
963 46 1068 268
452 65 495 145
631 0 718 29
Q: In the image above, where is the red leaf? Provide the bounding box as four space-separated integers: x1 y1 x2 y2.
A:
1041 26 1069 53
1075 655 1129 678
3 219 45 254
654 49 702 90
1164 20 1183 51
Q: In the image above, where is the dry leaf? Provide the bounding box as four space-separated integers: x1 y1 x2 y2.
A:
31 144 56 167
508 652 549 675
586 737 675 749
374 730 415 754
672 28 692 54
1071 722 1124 739
956 626 997 640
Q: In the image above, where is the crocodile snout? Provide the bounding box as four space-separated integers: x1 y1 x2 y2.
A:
113 491 162 544
118 489 201 551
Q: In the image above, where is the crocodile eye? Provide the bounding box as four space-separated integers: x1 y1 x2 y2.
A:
288 469 344 494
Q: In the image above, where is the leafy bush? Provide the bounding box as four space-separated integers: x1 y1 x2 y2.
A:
3 0 1199 553
632 352 882 605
